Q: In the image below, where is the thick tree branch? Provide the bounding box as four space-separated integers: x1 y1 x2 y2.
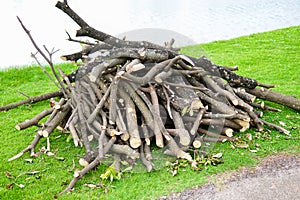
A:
0 90 63 112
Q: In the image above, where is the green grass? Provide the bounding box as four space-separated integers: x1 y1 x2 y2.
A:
181 26 300 97
1 26 300 200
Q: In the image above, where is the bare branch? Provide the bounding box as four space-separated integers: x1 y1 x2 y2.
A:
16 16 68 98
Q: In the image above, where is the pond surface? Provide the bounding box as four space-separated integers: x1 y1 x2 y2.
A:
1 0 299 68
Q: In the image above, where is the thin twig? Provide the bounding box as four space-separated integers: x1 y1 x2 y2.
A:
65 30 96 45
164 81 209 92
17 90 31 99
31 52 60 88
16 16 68 98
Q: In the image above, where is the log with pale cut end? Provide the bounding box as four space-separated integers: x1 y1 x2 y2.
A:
0 90 63 112
234 88 256 103
129 137 142 149
15 108 54 130
247 87 300 112
233 119 250 132
147 85 164 148
120 132 130 142
170 109 191 146
198 128 235 142
222 127 234 137
110 144 140 160
190 107 207 135
167 129 191 146
192 136 203 149
42 130 50 138
120 87 142 149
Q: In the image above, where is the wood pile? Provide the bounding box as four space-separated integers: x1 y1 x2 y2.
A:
2 1 300 197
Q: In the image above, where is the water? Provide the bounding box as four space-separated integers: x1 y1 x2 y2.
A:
1 0 299 69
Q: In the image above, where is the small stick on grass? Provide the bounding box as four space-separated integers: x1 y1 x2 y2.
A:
15 108 54 130
55 137 117 198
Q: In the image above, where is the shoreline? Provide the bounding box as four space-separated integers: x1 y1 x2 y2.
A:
1 25 298 70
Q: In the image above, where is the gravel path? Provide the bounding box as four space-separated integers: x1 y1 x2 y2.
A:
159 154 300 200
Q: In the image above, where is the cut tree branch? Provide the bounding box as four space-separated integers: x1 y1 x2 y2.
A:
0 90 63 112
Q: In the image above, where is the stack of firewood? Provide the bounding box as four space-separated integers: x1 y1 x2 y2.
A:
4 1 299 197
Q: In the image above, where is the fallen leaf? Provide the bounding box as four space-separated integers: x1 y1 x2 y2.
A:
249 149 258 153
212 152 223 158
47 152 55 156
122 166 133 172
55 157 65 161
189 108 194 116
25 170 40 175
279 121 286 127
83 183 97 189
66 134 73 143
120 160 129 166
6 183 13 189
190 99 204 110
246 134 253 141
181 106 189 116
25 159 33 163
172 169 177 176
5 171 14 179
110 174 114 182
235 143 249 149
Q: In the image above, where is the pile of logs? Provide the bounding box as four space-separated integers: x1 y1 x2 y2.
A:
3 1 300 197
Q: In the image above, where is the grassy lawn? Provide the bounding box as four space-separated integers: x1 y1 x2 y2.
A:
0 26 299 200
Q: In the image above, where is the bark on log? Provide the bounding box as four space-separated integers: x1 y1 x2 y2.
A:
167 129 191 147
41 104 71 138
140 143 154 172
247 88 300 112
147 85 164 148
15 108 54 130
124 89 142 149
0 90 63 112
